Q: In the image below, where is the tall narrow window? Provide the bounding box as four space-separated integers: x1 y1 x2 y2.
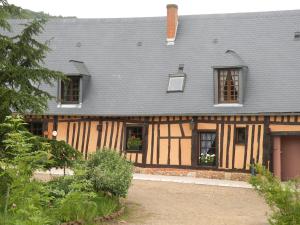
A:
61 76 80 104
199 132 217 166
218 69 239 103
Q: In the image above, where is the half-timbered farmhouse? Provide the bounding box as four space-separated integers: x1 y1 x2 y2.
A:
19 5 300 180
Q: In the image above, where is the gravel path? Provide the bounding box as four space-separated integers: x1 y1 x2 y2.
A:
106 180 269 225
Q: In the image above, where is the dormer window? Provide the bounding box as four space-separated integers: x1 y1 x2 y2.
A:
58 75 83 108
61 76 80 104
57 60 90 108
213 66 247 106
218 68 239 103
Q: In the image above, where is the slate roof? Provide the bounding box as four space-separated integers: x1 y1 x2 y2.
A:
8 10 300 116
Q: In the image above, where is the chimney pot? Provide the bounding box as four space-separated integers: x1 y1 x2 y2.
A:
166 4 178 45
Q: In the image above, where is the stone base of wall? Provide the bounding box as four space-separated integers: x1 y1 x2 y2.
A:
134 167 250 182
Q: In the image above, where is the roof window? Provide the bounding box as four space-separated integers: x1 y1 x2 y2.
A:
167 64 186 92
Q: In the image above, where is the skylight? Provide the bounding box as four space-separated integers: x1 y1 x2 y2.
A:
168 75 185 92
167 64 186 92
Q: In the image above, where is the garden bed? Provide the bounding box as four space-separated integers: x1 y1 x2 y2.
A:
0 115 133 225
61 204 125 225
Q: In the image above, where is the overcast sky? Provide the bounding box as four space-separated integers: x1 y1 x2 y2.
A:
8 0 300 18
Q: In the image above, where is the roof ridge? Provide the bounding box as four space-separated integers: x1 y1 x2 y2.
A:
7 9 300 22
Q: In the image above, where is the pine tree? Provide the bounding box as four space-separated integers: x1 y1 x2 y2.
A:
0 0 65 122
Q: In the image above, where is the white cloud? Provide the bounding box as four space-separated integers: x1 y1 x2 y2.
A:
8 0 300 18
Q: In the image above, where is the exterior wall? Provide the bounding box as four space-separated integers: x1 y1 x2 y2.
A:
269 115 300 180
25 114 300 174
195 116 264 171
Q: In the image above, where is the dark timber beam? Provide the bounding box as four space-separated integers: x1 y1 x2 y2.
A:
142 118 149 165
52 115 58 140
191 116 198 166
263 116 271 169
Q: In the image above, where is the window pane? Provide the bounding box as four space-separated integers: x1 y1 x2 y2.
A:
218 69 240 103
61 76 80 104
199 132 217 166
236 128 246 144
126 126 143 151
168 76 185 92
28 122 43 136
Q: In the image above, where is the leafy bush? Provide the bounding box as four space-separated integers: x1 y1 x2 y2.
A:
250 165 300 225
87 149 133 197
46 175 120 224
47 174 93 200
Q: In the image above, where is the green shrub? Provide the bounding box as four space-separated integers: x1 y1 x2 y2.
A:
94 193 120 216
56 191 120 224
87 149 133 197
0 116 55 225
250 165 300 225
57 191 98 224
0 178 56 225
0 116 50 171
47 174 94 201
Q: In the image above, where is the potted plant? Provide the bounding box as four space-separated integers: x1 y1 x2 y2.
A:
127 136 142 150
199 153 215 166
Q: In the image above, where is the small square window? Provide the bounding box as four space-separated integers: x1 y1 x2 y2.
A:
28 121 43 136
167 75 185 92
125 125 144 151
236 127 246 145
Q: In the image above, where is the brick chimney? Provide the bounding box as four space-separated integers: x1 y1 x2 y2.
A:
166 4 178 45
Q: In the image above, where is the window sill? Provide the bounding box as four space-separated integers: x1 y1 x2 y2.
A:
213 103 243 107
125 149 143 153
57 103 82 109
236 143 246 146
197 164 218 169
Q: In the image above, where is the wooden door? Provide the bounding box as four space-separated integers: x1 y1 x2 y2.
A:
281 136 300 181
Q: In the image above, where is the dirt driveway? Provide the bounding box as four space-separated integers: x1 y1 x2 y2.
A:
107 180 269 225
